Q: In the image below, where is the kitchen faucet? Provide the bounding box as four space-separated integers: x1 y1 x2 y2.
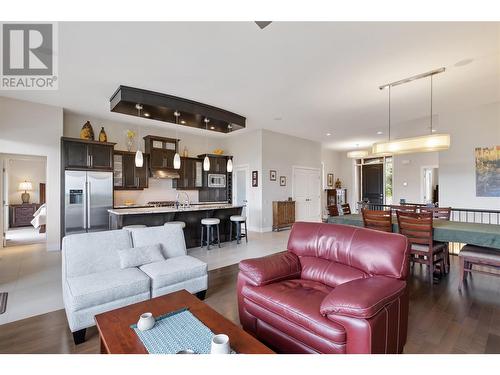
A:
176 191 190 209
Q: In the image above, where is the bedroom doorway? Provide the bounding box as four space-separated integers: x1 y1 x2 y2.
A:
1 154 47 248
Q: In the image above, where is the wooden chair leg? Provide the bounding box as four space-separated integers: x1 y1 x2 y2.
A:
429 263 434 286
458 256 465 291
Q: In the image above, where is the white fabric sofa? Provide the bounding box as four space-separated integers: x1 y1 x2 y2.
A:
62 225 208 344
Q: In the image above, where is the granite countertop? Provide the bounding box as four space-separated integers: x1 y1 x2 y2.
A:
108 204 244 216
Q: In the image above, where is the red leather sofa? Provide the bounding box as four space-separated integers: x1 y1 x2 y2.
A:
238 222 410 354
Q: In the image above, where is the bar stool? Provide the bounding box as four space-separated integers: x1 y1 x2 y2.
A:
164 221 186 229
230 215 248 244
201 218 221 250
123 225 147 230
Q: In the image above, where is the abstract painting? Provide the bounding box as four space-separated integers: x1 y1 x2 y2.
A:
475 146 500 197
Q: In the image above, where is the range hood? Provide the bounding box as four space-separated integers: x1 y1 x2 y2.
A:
150 168 180 179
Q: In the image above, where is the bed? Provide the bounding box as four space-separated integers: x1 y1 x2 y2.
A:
31 183 46 233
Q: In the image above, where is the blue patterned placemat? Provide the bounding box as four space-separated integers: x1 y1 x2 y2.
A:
131 308 233 354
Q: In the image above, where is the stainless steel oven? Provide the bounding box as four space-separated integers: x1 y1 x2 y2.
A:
208 174 226 188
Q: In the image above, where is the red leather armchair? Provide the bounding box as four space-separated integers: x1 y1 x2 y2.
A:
238 222 410 354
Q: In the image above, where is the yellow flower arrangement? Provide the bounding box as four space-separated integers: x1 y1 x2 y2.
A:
126 130 136 139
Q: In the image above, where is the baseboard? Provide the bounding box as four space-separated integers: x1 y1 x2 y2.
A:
47 241 61 251
247 226 273 233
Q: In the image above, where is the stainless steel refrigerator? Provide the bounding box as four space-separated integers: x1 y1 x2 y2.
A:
64 171 113 236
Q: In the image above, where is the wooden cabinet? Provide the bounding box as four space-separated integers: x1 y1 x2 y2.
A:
62 137 115 171
9 204 40 228
173 157 203 190
144 135 178 170
326 188 347 206
272 201 295 231
113 151 149 190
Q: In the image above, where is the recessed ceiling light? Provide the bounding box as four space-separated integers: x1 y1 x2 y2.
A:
432 129 437 133
210 126 215 130
180 120 186 124
143 113 150 117
326 133 332 136
377 131 383 135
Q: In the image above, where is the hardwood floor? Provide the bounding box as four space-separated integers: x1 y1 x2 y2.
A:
0 256 499 354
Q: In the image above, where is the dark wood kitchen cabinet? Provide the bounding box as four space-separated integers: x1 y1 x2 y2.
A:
173 157 203 190
144 135 178 169
113 151 149 190
61 137 115 171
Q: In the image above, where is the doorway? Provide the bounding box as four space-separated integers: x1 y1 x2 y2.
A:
362 164 384 205
233 164 250 224
1 154 47 248
421 165 439 204
292 166 321 222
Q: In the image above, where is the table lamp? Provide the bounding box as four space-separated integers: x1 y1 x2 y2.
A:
19 181 33 204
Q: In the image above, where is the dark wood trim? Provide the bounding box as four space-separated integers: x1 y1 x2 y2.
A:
60 136 116 147
110 86 245 134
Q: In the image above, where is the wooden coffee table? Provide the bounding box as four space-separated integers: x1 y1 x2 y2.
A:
95 290 273 354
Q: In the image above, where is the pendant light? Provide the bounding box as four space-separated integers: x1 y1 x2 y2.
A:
372 67 450 155
226 123 233 172
203 118 210 171
226 157 233 172
135 104 144 168
173 111 181 170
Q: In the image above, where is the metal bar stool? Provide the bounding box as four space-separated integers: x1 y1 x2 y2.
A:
229 215 248 244
201 218 221 250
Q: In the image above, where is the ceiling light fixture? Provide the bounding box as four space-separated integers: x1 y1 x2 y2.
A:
326 133 332 136
372 68 450 155
377 131 383 135
203 118 210 171
134 104 144 168
226 125 233 172
173 111 181 170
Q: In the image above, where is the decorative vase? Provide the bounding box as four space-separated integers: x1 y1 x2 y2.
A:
80 121 95 140
126 138 134 152
335 178 342 189
137 312 155 331
98 127 107 142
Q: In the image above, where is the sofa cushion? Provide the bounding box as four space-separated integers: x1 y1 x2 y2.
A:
242 279 346 344
299 256 367 288
65 268 150 311
118 244 164 269
131 225 187 258
62 230 133 277
139 256 208 290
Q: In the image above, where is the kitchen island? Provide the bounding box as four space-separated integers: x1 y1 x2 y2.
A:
108 204 244 248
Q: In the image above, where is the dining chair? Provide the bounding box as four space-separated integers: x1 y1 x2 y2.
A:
420 207 451 220
390 205 417 214
361 208 393 232
396 211 447 285
341 203 351 215
420 207 451 273
327 205 340 216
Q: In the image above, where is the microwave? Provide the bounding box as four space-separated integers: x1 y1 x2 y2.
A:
208 174 226 188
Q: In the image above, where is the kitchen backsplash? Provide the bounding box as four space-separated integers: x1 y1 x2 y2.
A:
114 178 199 206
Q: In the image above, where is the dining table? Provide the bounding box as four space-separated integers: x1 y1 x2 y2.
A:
327 214 500 250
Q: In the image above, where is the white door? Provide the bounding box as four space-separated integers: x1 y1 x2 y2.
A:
293 167 321 222
233 165 249 222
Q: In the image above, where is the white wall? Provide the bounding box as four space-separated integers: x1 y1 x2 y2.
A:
392 152 439 204
64 112 226 205
223 130 263 231
4 155 47 205
439 102 500 210
0 97 63 250
261 130 323 230
321 147 343 215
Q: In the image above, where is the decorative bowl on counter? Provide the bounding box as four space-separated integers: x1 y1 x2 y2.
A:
212 149 224 155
